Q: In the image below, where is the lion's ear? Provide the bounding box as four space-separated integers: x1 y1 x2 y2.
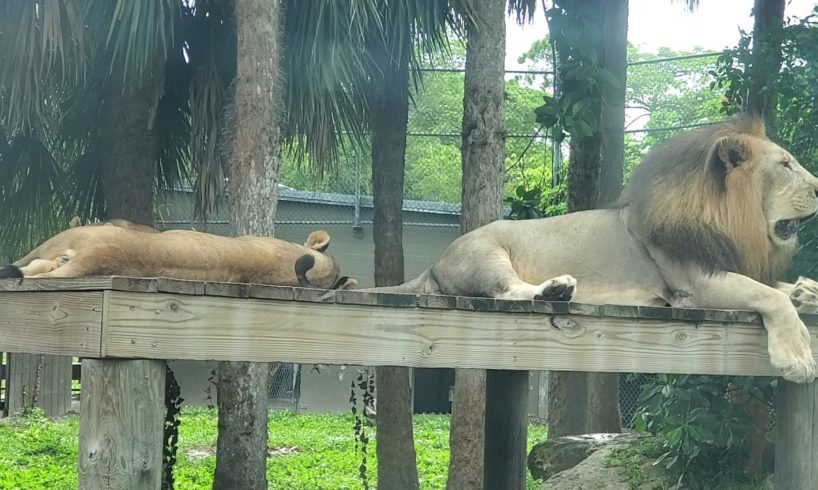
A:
713 136 752 169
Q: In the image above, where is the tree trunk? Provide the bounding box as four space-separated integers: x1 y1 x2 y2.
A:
548 0 627 438
369 32 420 490
598 0 628 206
214 0 283 488
98 66 164 225
448 0 506 488
746 0 785 136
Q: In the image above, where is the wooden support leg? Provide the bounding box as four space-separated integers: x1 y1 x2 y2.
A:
78 359 165 490
7 353 72 416
484 369 529 490
775 380 818 488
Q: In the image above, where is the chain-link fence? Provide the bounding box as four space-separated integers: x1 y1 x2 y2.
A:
155 50 727 412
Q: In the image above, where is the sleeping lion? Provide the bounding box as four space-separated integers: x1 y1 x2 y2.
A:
373 115 818 383
0 220 356 290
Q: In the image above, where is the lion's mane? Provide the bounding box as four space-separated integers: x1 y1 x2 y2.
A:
618 116 791 285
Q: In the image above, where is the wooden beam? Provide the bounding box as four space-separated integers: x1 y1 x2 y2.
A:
0 277 114 291
78 359 165 490
775 380 818 488
101 291 809 376
0 291 103 357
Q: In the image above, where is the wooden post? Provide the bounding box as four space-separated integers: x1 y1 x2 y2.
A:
484 369 529 489
6 353 72 416
78 359 165 490
775 380 818 488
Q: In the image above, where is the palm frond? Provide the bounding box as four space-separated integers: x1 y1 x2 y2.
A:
183 0 236 220
507 0 537 24
0 130 74 259
84 0 180 85
284 0 474 177
0 0 88 133
283 0 383 176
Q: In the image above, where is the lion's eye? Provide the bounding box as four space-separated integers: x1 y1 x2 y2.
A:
782 159 792 169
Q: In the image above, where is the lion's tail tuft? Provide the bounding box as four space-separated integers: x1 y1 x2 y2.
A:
0 265 23 279
294 254 316 287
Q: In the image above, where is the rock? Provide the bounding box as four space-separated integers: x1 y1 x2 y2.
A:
528 432 670 489
527 433 630 481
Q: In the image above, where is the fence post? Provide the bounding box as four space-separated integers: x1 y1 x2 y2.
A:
6 353 72 416
78 359 165 490
775 380 818 488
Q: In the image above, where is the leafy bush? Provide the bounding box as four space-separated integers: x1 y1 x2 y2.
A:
632 374 774 489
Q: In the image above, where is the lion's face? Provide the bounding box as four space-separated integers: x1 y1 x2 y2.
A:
757 140 818 247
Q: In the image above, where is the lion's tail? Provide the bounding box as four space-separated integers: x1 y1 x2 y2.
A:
0 265 23 279
358 269 434 294
295 254 319 287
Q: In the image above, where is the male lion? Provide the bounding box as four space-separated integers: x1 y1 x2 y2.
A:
373 115 818 383
0 221 356 290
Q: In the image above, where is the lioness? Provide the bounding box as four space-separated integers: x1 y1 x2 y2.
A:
373 116 818 383
1 222 356 290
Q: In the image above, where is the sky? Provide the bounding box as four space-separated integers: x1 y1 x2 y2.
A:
505 0 818 70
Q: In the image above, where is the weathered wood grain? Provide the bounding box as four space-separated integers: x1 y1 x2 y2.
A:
111 277 158 293
417 294 456 310
0 277 114 291
248 284 294 301
6 353 72 417
204 281 249 298
100 291 815 377
157 277 206 295
78 359 165 490
775 380 818 489
0 291 103 357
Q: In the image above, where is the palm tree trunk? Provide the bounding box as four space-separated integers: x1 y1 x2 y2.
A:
746 0 785 136
548 0 627 438
449 0 506 488
370 35 421 490
214 0 283 488
98 67 164 225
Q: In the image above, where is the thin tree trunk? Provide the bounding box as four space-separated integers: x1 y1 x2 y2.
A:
599 0 628 206
448 0 506 488
214 0 283 488
369 33 420 490
548 0 627 438
98 66 164 225
746 0 785 136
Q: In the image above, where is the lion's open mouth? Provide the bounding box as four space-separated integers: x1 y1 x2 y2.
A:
775 219 799 240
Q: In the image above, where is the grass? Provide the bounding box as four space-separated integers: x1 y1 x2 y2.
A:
0 408 549 490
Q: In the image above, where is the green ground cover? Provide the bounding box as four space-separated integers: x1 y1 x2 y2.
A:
0 408 549 489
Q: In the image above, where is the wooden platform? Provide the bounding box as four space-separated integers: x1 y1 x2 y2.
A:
2 276 818 376
2 276 817 489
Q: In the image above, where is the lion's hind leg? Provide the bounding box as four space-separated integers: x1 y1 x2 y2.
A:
436 246 577 301
496 274 577 301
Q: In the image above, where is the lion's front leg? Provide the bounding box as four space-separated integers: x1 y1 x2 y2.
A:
777 276 818 314
687 271 815 383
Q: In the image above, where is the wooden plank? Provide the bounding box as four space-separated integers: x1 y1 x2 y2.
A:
293 287 335 303
775 380 818 489
111 277 158 293
157 277 205 295
101 291 811 376
6 353 72 417
78 359 165 490
204 281 249 298
417 294 456 310
0 277 113 291
249 284 294 301
0 291 103 357
335 290 418 307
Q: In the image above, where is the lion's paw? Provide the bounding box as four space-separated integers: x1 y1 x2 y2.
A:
768 324 816 384
535 275 577 302
790 276 818 314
